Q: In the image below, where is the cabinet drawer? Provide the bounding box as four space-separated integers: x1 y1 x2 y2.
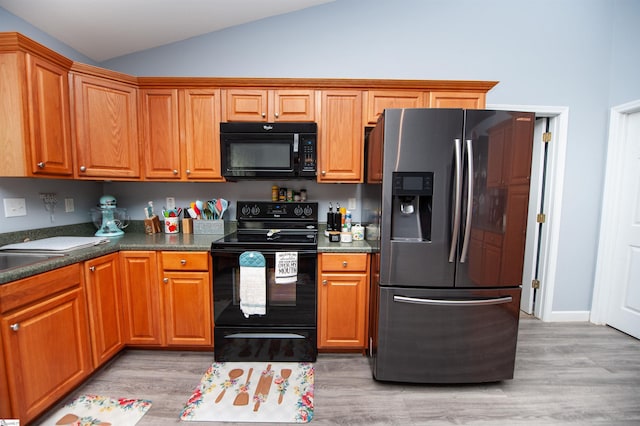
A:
161 251 209 271
321 253 368 272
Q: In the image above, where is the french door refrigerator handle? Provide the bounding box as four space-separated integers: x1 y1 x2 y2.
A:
449 138 463 262
460 139 474 263
393 295 513 306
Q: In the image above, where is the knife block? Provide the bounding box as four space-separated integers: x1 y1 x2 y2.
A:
144 215 162 234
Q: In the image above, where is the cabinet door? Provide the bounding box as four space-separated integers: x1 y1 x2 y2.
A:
272 89 315 121
364 90 425 125
1 289 91 423
26 54 73 176
429 91 486 109
120 251 163 345
318 272 368 349
84 253 124 367
73 73 140 179
162 271 213 346
181 88 224 180
141 89 181 179
224 89 268 121
318 90 364 182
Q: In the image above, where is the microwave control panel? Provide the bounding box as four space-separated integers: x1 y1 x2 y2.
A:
299 137 317 174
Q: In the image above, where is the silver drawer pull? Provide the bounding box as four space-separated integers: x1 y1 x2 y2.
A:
394 295 513 307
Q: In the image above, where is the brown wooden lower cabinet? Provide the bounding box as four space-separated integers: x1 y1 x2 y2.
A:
0 264 92 423
318 253 370 350
84 253 125 368
120 250 213 347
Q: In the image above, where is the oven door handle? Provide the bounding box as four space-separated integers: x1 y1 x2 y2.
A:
225 333 306 339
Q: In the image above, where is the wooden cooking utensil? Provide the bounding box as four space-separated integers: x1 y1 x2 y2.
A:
215 368 244 403
233 367 253 406
253 364 274 412
278 368 292 404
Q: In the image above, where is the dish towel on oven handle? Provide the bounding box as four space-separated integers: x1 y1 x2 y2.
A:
275 251 298 284
239 251 266 318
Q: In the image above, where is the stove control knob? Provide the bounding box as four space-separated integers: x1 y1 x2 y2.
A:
303 206 313 216
251 205 260 216
294 206 303 216
241 205 251 216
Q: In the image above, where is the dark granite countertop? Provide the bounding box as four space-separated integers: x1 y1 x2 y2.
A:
1 222 376 284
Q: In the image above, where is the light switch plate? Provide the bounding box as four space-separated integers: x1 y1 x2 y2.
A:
65 198 75 212
348 198 357 210
4 198 27 217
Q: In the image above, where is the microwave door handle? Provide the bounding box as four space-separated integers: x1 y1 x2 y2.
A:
293 134 299 152
449 138 462 263
460 139 474 263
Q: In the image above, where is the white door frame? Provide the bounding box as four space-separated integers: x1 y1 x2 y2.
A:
591 99 640 324
488 104 569 321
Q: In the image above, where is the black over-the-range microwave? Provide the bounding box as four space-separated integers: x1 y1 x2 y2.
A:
220 122 317 180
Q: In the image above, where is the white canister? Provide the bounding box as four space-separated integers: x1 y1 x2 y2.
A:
351 224 364 241
340 232 353 243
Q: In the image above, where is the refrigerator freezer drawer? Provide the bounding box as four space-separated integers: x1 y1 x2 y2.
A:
372 286 521 383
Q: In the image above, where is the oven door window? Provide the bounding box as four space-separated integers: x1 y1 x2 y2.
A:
213 251 316 326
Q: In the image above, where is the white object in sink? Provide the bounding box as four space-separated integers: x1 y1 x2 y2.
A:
0 236 109 252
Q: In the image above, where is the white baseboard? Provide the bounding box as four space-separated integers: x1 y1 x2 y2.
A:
542 310 591 322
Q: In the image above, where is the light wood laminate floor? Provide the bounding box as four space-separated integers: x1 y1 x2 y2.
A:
34 317 640 425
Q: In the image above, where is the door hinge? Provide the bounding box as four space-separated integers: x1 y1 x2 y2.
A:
532 279 540 289
542 132 552 143
536 213 546 223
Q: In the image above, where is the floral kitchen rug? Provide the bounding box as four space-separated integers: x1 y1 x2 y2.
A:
180 361 314 423
38 394 152 425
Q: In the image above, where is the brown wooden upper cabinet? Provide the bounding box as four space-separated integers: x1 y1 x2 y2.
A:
224 89 315 122
72 69 140 179
429 90 486 109
141 88 223 181
0 34 74 178
364 90 427 125
318 90 364 183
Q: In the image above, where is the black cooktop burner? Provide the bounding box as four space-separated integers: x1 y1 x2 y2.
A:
211 201 318 251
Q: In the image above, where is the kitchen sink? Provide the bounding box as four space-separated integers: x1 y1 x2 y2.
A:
0 252 67 272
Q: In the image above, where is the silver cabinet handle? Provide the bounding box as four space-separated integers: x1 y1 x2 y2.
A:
261 112 266 118
186 169 191 175
172 169 178 175
322 279 327 285
342 261 348 267
163 278 169 283
460 139 474 263
89 266 96 272
37 162 45 168
80 166 86 172
321 170 326 175
275 112 279 118
180 259 187 265
10 323 19 331
449 138 462 262
394 295 513 306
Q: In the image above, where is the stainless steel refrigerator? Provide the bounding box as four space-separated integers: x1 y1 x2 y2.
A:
365 108 535 383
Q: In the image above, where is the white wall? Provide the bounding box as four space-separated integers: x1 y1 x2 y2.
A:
2 0 640 315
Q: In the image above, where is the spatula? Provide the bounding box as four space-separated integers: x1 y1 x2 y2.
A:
233 367 253 406
215 368 243 404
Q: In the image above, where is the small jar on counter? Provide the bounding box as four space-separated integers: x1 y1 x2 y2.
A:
272 185 279 202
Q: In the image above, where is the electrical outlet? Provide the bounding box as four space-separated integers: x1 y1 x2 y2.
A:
166 197 176 210
3 198 27 217
65 198 75 212
348 198 357 210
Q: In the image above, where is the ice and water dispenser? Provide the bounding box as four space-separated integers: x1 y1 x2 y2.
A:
390 172 433 241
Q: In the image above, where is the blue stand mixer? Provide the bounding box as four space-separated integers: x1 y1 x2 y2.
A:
91 195 129 237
